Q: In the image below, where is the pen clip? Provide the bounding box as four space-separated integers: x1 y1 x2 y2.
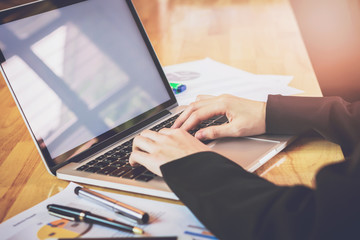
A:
75 186 149 224
48 211 76 221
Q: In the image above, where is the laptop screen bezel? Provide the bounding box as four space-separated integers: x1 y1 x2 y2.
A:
0 0 177 175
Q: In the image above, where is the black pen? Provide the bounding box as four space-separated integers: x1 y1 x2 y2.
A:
75 186 149 224
47 204 144 234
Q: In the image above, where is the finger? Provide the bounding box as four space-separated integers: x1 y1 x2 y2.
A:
139 129 165 142
129 150 162 177
171 107 196 129
195 123 240 140
129 150 148 166
132 134 157 153
172 98 216 129
180 104 226 131
157 127 174 135
173 98 225 130
159 127 187 136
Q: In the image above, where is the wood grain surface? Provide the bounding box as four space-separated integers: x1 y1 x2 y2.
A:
0 0 343 223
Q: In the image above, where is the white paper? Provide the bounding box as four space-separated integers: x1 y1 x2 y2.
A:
163 58 303 105
0 182 217 240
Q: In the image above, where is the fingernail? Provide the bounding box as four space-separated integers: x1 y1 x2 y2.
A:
195 130 204 139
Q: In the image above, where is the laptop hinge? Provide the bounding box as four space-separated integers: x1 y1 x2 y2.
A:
0 49 5 64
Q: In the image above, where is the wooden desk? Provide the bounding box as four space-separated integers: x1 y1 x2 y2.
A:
0 0 344 223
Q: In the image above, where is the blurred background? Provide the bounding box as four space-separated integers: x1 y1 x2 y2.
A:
290 0 360 102
1 0 360 102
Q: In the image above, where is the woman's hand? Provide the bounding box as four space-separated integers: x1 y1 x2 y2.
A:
129 128 211 177
172 94 266 140
130 94 266 176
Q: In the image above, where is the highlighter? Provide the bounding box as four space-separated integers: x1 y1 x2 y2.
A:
170 82 186 94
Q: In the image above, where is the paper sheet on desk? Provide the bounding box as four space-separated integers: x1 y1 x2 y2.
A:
164 58 303 105
0 182 216 240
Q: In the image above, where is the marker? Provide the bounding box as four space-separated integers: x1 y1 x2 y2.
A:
47 204 144 234
75 186 149 224
169 82 186 94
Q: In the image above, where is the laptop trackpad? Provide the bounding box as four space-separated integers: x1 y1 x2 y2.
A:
210 137 279 171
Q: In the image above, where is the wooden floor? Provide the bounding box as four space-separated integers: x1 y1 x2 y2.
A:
0 0 344 223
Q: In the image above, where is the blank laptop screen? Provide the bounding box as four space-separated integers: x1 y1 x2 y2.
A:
0 0 172 164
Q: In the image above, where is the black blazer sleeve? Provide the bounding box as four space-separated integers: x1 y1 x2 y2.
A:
160 95 360 240
266 95 360 156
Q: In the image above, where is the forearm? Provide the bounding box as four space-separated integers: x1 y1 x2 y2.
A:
266 95 360 155
161 149 360 240
161 152 315 240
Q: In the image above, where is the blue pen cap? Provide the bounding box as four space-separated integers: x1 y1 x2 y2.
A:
170 82 186 94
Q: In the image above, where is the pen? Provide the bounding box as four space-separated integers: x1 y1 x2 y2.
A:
47 204 144 235
74 186 149 224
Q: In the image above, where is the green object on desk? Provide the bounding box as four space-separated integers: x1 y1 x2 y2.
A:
170 82 186 94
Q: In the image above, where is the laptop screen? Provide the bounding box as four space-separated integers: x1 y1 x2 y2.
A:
0 0 175 170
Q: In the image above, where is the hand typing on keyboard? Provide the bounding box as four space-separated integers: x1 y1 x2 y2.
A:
76 109 227 181
172 94 266 140
129 128 212 177
130 94 266 176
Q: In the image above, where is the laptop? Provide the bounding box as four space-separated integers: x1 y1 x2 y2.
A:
0 0 293 199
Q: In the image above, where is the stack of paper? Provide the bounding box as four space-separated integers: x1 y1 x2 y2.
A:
164 58 302 105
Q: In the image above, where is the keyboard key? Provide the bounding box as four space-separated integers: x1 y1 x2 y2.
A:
122 166 146 179
114 145 123 151
95 161 110 168
135 175 154 182
142 170 157 177
115 150 129 158
104 156 118 163
150 126 161 131
208 115 221 121
87 160 98 166
109 166 132 177
123 162 132 168
84 166 101 173
110 161 125 168
124 145 132 151
199 122 210 128
117 156 130 162
214 115 228 123
124 139 133 146
76 165 88 171
95 155 105 161
97 166 117 175
189 127 200 136
211 121 224 126
109 152 121 158
105 149 116 156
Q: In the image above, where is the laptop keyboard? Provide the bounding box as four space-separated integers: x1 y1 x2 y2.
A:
76 113 228 182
